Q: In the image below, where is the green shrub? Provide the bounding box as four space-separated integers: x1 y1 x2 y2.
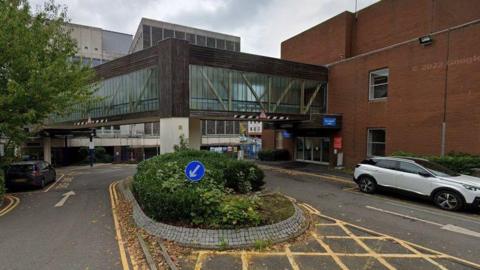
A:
219 196 261 228
133 149 266 227
391 151 480 174
258 149 290 161
224 161 265 193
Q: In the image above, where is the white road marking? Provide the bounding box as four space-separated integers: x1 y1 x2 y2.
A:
366 205 480 238
384 200 480 225
54 191 76 207
44 174 64 193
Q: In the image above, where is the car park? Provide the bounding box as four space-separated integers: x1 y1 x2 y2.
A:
5 161 56 189
353 157 480 211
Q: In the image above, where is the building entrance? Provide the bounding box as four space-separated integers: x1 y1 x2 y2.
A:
296 137 330 164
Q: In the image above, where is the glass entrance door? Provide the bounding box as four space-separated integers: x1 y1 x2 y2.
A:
296 137 330 164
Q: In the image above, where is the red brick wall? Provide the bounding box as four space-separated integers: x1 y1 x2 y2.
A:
282 0 480 65
329 23 480 167
444 23 480 153
281 11 354 65
261 129 276 150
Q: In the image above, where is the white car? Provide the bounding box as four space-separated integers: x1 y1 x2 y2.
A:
353 157 480 211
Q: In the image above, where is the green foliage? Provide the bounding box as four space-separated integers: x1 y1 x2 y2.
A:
219 196 261 228
133 149 267 228
0 0 94 161
254 239 272 251
218 238 229 250
224 161 265 193
258 149 290 161
173 134 190 152
392 151 480 174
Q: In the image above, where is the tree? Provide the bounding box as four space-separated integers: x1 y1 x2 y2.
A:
0 0 94 164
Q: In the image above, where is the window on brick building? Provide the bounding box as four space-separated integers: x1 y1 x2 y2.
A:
367 128 386 156
369 68 389 100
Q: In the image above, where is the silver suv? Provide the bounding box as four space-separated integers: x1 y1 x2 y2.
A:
353 157 480 211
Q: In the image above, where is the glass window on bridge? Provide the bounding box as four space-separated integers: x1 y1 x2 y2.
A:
189 65 326 114
50 67 160 123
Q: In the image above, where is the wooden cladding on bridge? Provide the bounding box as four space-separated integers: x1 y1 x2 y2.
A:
189 44 328 81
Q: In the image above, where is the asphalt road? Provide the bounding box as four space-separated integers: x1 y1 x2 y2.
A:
263 168 480 265
1 163 479 269
0 164 136 270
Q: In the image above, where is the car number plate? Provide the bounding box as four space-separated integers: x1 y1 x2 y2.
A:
14 178 28 183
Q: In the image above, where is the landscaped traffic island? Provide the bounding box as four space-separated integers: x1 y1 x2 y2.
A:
122 150 307 249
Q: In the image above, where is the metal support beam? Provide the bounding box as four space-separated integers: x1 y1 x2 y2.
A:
272 79 295 113
228 72 233 111
300 80 305 113
200 69 228 111
241 73 266 112
133 69 154 111
268 77 272 112
303 83 322 114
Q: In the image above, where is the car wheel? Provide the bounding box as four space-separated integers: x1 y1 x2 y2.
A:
433 190 464 211
358 175 377 194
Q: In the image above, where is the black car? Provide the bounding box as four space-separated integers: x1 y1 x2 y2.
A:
5 161 56 189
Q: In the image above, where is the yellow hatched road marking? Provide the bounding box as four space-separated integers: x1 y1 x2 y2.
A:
285 246 300 270
311 232 349 270
394 239 448 270
337 222 396 270
194 251 206 270
241 251 249 270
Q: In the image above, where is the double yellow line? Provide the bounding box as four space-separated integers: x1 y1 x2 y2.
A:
0 195 20 217
109 181 141 270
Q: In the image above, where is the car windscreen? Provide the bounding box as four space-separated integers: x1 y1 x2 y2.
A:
414 160 460 177
8 164 34 173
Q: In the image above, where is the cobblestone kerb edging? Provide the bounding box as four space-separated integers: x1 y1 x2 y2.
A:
118 180 309 249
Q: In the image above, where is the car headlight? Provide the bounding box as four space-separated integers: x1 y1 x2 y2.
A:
463 184 480 191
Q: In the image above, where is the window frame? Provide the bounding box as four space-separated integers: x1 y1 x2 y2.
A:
368 68 389 101
367 128 386 157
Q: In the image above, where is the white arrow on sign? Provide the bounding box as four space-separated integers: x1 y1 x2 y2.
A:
54 191 76 208
189 165 201 178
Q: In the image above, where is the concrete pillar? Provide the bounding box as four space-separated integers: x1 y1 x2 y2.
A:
43 137 52 164
189 118 201 150
159 117 190 154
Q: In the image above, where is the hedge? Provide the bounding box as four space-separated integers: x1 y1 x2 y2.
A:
132 149 265 228
258 149 290 161
392 151 480 175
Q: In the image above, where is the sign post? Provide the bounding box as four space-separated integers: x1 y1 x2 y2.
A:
185 161 205 182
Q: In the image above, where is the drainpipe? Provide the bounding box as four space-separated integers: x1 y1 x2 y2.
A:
441 31 451 157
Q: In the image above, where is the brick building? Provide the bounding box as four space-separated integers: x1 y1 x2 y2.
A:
278 0 480 167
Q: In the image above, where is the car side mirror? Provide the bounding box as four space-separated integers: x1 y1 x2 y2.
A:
419 172 432 177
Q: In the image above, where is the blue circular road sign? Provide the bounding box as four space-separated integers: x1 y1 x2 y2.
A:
185 160 205 182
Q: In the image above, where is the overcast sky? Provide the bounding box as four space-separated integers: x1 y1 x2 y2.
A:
28 0 379 57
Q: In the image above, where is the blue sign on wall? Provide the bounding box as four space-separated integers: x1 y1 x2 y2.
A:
282 130 292 139
323 117 337 127
185 161 205 182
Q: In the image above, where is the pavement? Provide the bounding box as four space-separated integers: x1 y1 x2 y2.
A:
1 162 479 270
0 164 136 270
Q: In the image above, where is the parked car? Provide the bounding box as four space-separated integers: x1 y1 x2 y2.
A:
353 157 480 211
5 161 56 189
